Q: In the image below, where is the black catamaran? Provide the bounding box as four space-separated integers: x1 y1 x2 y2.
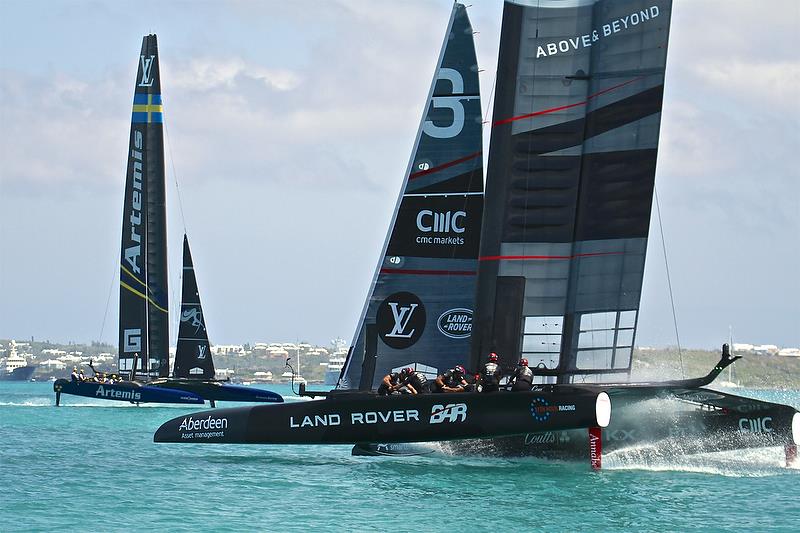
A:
154 3 612 445
155 1 798 466
54 35 281 407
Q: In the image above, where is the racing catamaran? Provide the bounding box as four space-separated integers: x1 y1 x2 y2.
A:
155 1 798 465
154 3 612 444
54 34 281 407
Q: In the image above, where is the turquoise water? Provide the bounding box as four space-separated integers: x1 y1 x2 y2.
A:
1 382 798 532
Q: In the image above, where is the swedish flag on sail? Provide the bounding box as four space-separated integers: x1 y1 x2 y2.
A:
132 93 163 123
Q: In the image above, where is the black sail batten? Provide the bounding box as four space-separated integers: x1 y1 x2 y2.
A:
119 34 168 379
339 3 484 390
471 0 673 383
174 235 215 380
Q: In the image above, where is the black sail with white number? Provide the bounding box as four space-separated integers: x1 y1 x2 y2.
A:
471 0 673 383
339 3 484 389
119 34 169 379
173 235 215 380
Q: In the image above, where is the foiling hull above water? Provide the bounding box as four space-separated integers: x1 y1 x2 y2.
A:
353 387 800 461
149 379 283 403
154 388 611 444
53 379 204 405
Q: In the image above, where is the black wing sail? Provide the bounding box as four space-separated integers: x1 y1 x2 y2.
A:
119 34 169 379
339 3 484 389
472 1 673 383
174 235 215 380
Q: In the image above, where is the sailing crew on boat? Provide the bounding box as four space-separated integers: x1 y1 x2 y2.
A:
434 365 471 393
378 370 413 395
478 352 503 393
508 359 534 392
71 367 79 382
401 367 429 394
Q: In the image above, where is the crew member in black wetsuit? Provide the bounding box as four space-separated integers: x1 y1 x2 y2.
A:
70 367 79 382
377 370 402 395
508 358 534 391
434 365 470 393
399 367 429 394
479 352 503 393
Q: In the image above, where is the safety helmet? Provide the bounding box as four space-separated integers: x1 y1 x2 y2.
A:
454 365 465 374
488 352 499 362
519 358 529 367
403 367 413 375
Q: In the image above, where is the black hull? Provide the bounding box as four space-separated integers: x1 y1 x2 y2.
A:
154 387 610 444
149 379 283 403
0 365 36 381
353 388 800 461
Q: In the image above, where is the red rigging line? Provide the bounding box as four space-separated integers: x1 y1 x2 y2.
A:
492 76 645 128
479 251 624 261
408 151 482 180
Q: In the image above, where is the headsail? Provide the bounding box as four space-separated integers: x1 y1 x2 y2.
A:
339 3 484 389
118 34 169 379
173 235 215 380
471 0 673 383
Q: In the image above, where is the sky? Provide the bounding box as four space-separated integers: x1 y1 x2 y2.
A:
0 0 798 350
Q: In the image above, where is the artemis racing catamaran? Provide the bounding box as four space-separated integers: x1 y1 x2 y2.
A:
155 1 798 466
54 35 281 407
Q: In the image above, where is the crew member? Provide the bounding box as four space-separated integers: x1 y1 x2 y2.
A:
70 367 79 382
78 369 86 381
479 352 503 393
508 358 534 392
434 365 470 393
402 367 429 394
377 370 403 395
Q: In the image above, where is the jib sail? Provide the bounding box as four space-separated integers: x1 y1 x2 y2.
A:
118 34 169 379
173 235 215 380
339 3 484 389
471 0 673 383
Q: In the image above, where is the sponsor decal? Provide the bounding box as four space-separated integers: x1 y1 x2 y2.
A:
124 130 144 275
437 308 473 339
430 403 468 424
289 410 420 429
178 415 228 440
530 397 576 422
376 292 426 349
589 427 602 470
739 417 773 434
423 67 469 139
197 345 207 360
123 328 141 353
181 307 205 333
535 6 662 59
94 385 142 401
138 55 156 87
387 196 483 259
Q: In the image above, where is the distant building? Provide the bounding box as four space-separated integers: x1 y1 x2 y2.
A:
778 348 800 357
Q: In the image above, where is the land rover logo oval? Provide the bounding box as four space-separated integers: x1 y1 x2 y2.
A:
376 292 426 349
437 308 473 339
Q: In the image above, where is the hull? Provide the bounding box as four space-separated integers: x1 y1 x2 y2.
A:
353 388 800 460
150 379 283 403
0 365 36 381
154 387 610 444
54 379 204 405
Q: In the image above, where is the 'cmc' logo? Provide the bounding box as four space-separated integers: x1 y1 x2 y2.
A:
416 210 466 233
437 308 473 339
376 292 426 349
739 417 773 433
430 403 467 424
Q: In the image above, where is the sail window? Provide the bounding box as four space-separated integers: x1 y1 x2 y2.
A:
521 315 562 369
575 310 637 370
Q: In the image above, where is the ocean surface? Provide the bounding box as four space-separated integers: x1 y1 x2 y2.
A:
1 382 798 533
